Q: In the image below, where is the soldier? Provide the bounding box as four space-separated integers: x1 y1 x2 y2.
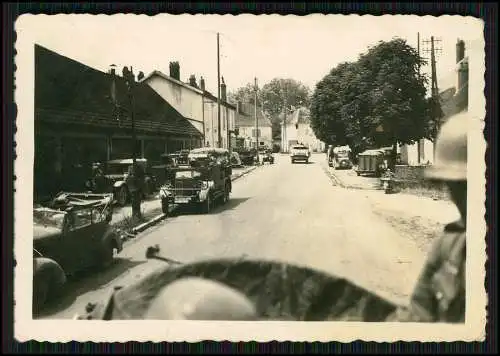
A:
388 111 468 323
126 162 145 219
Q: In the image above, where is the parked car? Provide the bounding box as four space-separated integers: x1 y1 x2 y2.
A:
172 149 191 166
49 191 114 223
230 151 243 168
33 200 123 278
262 149 274 164
331 146 353 170
33 248 67 313
235 148 258 166
290 144 311 164
159 148 232 214
87 158 156 206
355 149 388 177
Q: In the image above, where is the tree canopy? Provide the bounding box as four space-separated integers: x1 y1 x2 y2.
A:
310 38 436 156
229 78 311 139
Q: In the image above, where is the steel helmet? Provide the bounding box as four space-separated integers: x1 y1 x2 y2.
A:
144 277 258 320
425 111 468 181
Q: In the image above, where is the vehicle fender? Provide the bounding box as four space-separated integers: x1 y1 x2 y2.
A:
103 227 123 253
198 187 211 201
113 181 125 189
34 257 67 287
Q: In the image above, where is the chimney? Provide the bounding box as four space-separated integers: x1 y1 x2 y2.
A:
169 61 180 81
200 76 205 91
456 39 465 64
220 76 227 102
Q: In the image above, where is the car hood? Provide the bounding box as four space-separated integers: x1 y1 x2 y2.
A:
33 223 61 241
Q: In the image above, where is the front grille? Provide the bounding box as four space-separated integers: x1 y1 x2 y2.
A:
174 179 200 197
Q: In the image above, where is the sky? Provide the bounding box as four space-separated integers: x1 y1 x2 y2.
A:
18 14 483 96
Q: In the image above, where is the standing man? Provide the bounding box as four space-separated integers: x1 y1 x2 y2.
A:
127 162 145 219
388 111 468 323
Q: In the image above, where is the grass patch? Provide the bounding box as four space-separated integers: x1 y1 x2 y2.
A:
112 206 164 237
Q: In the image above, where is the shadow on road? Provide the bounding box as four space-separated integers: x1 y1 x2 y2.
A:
35 257 144 318
170 197 251 216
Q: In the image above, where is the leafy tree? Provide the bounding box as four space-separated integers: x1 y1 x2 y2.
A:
229 78 311 139
310 38 432 167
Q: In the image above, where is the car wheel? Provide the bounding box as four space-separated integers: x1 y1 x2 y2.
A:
201 193 211 214
33 276 49 314
223 184 230 204
161 198 169 215
116 186 128 206
100 242 115 269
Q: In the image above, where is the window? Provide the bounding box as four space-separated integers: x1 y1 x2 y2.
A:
252 129 261 137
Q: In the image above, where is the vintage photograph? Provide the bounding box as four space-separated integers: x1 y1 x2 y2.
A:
15 14 486 342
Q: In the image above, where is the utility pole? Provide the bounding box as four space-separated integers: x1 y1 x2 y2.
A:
217 33 222 148
422 36 443 157
254 77 259 157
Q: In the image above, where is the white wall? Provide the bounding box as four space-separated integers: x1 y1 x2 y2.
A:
238 125 272 149
146 75 204 134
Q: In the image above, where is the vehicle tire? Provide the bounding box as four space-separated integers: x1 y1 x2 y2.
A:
100 242 115 269
33 276 49 314
161 198 169 215
222 184 230 204
116 186 128 206
201 193 211 214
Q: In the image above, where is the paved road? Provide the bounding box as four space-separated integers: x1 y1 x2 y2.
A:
38 153 426 319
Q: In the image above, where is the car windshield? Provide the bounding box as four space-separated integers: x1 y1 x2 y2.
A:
33 208 66 229
293 146 308 150
176 171 202 179
106 163 130 175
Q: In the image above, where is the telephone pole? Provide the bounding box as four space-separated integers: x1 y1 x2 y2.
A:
254 77 259 152
422 36 443 155
217 33 222 148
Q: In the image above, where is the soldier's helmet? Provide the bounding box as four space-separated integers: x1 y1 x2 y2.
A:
144 277 258 320
425 111 468 181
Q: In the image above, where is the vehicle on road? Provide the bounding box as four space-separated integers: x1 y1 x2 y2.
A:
331 146 353 170
75 254 399 321
290 144 311 164
171 150 191 166
33 199 123 279
235 148 258 166
355 149 388 177
87 158 156 206
261 149 274 164
159 147 232 214
33 248 67 313
48 191 114 223
230 151 243 168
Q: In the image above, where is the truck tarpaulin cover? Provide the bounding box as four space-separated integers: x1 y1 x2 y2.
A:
79 258 398 321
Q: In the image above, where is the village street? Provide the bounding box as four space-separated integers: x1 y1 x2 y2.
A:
37 153 460 320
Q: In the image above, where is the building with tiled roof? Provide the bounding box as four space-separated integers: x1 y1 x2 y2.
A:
233 101 273 149
35 44 202 200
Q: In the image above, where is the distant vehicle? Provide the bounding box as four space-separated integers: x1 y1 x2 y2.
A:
159 148 232 214
331 146 353 170
355 149 388 177
33 198 123 279
88 158 156 206
171 149 191 166
33 248 66 313
230 152 243 167
290 144 311 164
261 149 274 164
235 148 258 166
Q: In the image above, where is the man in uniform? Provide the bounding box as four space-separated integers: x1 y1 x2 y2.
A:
388 111 468 323
126 161 145 219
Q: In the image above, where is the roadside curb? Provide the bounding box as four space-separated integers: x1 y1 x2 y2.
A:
231 166 257 182
322 164 346 188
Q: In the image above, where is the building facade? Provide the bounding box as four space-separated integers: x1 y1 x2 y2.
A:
234 101 272 149
34 44 201 201
400 38 469 166
142 71 236 149
281 107 325 153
